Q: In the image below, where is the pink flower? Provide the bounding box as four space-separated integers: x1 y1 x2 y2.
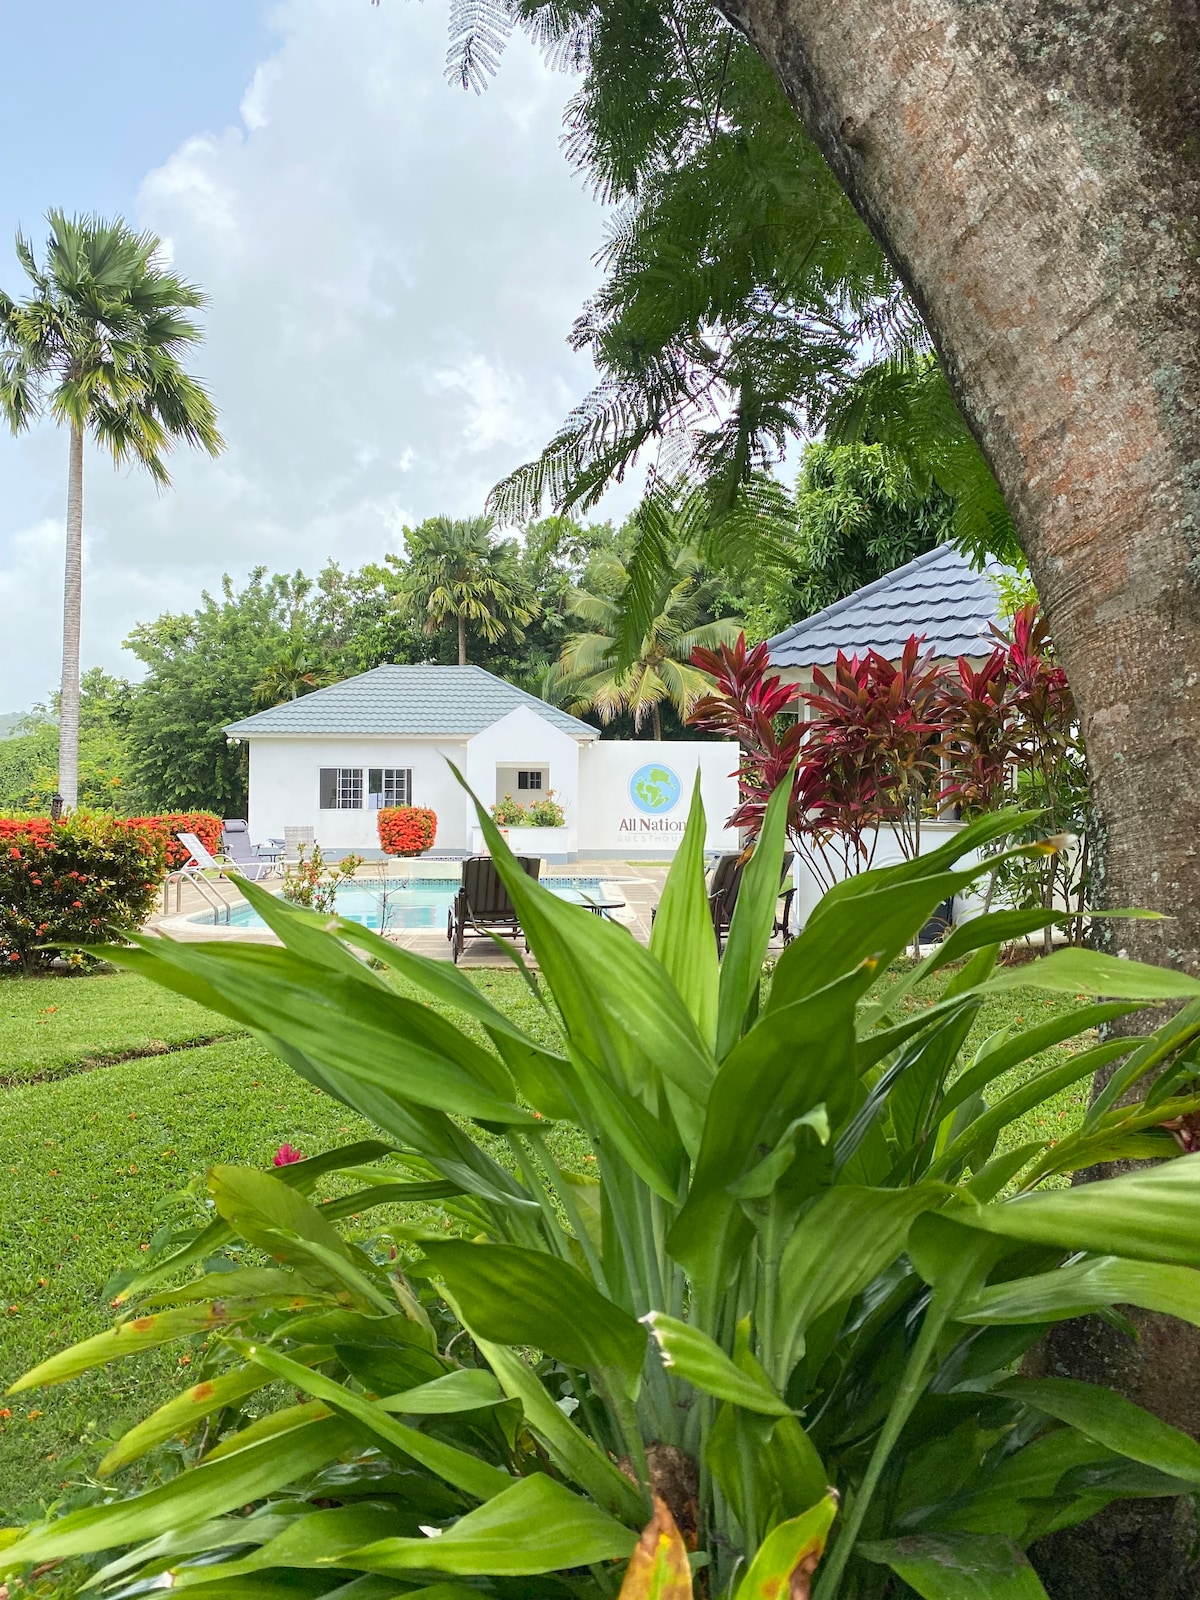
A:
273 1143 304 1166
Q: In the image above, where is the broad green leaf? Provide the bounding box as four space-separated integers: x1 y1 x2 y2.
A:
669 972 860 1287
858 1533 1050 1598
234 1342 511 1501
470 1333 646 1523
617 1497 693 1599
649 774 719 1050
733 1491 838 1600
952 1154 1200 1265
717 774 790 1059
981 947 1200 1001
100 1363 275 1475
166 1504 398 1586
207 1166 392 1312
926 1040 1132 1181
455 767 715 1117
0 1415 357 1573
643 1312 791 1415
934 1002 1139 1128
339 1474 637 1574
112 937 534 1126
420 1239 647 1396
376 1368 504 1414
727 1107 830 1200
9 1302 291 1394
771 866 985 1010
775 1185 947 1366
996 1376 1200 1484
959 1255 1200 1330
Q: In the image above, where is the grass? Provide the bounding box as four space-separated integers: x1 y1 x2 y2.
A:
0 970 241 1087
0 959 1097 1521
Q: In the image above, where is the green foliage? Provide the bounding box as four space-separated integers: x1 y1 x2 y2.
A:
490 791 567 826
281 844 364 914
0 210 221 480
0 671 141 813
0 814 165 975
551 541 741 737
8 794 1200 1597
398 515 539 665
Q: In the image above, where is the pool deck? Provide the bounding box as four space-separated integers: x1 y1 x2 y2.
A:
150 860 669 965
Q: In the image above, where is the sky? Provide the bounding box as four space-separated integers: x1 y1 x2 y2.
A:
0 0 633 711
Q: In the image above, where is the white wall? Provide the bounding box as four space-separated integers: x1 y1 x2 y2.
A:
244 728 740 860
577 741 739 857
464 708 583 857
246 736 469 854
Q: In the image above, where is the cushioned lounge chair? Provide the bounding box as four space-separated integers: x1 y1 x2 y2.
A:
221 819 281 878
447 855 541 963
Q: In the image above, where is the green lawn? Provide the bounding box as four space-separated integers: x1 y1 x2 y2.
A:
0 961 1097 1521
0 970 241 1087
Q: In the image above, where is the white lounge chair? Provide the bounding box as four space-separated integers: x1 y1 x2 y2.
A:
221 819 282 876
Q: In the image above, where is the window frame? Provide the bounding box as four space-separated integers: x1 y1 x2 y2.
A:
319 767 364 810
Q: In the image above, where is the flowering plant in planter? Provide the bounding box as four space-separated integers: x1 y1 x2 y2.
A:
377 805 437 856
490 790 566 827
0 813 165 973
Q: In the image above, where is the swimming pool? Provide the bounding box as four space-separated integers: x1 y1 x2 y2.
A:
189 877 608 932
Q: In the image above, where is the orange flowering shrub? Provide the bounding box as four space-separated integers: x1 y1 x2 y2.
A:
377 806 437 857
0 815 166 974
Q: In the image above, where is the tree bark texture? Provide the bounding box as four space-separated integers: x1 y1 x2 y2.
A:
59 423 84 811
704 0 1200 1591
458 613 467 665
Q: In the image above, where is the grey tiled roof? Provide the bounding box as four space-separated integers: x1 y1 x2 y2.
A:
767 545 1004 670
225 665 598 739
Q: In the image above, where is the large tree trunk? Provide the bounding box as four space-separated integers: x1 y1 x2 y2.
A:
58 423 84 811
706 0 1200 1592
457 613 467 666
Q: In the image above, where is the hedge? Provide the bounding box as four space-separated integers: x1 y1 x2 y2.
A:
0 814 166 974
0 811 222 872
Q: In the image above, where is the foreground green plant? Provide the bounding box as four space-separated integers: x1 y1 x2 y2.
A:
7 780 1200 1599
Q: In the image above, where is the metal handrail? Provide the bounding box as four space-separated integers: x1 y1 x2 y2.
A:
162 867 236 924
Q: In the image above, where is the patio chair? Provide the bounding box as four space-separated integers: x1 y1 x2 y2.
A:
284 825 315 865
447 855 541 963
162 832 243 920
221 819 282 878
707 850 796 955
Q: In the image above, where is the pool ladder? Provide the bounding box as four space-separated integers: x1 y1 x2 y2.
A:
162 869 237 924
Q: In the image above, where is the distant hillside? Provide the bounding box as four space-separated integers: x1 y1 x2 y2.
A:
0 713 28 739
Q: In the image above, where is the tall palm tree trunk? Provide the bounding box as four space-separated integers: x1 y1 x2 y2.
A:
651 704 662 741
457 613 467 666
58 423 84 810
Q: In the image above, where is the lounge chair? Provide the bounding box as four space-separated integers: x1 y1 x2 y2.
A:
707 850 796 954
221 819 282 877
447 855 541 963
284 825 315 866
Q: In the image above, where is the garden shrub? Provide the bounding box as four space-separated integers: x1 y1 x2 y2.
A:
376 804 437 856
0 810 221 871
124 811 223 869
281 842 364 912
489 790 566 826
0 814 165 974
10 791 1200 1596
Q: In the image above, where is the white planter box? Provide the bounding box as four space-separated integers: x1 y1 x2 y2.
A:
471 825 575 862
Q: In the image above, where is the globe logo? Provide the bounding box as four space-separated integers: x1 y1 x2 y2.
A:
629 763 682 815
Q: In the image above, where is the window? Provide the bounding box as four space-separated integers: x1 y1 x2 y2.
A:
319 767 363 809
368 767 412 809
517 769 544 791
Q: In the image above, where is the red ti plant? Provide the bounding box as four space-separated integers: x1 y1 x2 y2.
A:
801 638 948 869
938 647 1019 815
689 635 807 839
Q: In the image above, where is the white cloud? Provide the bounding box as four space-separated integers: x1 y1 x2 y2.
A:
0 0 638 706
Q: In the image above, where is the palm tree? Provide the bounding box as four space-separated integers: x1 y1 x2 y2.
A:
253 638 328 708
0 212 222 807
555 550 741 739
400 515 538 666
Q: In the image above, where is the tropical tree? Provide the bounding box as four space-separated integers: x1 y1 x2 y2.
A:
399 514 539 665
555 547 741 738
253 636 328 707
0 211 223 808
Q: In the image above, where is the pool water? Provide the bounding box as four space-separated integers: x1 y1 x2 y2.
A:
191 877 607 932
